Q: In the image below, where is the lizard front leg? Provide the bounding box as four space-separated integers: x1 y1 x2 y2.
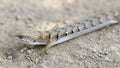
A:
28 41 56 58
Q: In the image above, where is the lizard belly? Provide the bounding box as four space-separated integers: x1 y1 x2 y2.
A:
54 19 118 45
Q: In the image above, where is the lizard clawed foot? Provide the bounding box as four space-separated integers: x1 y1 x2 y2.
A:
26 41 55 59
25 48 47 59
34 48 47 58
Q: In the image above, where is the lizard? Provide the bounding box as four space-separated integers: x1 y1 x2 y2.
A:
16 9 120 58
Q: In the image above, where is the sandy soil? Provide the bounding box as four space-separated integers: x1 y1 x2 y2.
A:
0 0 120 68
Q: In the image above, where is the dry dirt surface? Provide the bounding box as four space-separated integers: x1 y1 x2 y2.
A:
0 0 120 68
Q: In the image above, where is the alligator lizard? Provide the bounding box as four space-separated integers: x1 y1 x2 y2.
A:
16 10 120 58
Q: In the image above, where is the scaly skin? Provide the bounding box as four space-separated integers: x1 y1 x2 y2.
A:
16 9 120 58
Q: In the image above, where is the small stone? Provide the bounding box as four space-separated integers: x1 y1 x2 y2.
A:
97 41 102 44
103 52 109 55
98 54 102 58
20 47 27 52
7 55 13 60
35 58 39 62
20 49 24 53
27 49 33 54
111 30 116 33
88 38 93 42
104 57 110 61
27 17 33 21
92 49 97 53
15 15 21 21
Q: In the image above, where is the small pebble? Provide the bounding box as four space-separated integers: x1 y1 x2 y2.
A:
111 30 116 33
92 49 97 53
104 57 110 61
103 52 109 55
7 55 13 60
15 15 21 21
27 17 33 21
88 38 93 42
27 49 33 54
35 58 39 63
20 47 27 52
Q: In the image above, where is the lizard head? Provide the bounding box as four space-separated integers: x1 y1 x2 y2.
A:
14 29 49 46
16 34 47 46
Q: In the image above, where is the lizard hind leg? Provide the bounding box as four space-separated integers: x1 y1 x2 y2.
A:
28 41 55 58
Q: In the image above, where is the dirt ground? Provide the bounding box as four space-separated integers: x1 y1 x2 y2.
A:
0 0 120 68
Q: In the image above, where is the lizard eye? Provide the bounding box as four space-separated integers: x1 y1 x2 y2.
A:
33 40 36 42
16 35 23 39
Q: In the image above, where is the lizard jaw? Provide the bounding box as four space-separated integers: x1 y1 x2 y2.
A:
16 35 47 45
